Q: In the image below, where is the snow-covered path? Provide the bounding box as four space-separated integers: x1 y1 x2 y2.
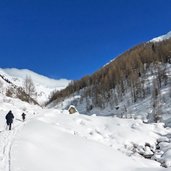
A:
0 99 42 171
0 120 24 171
1 109 171 171
11 116 137 171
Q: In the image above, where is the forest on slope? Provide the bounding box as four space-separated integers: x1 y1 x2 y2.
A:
47 38 171 120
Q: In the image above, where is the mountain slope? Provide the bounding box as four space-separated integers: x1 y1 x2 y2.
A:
0 71 38 105
47 31 171 122
0 68 70 104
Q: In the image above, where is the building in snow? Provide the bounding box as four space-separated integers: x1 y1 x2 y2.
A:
68 105 78 114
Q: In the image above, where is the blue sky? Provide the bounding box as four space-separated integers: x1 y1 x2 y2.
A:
1 0 171 80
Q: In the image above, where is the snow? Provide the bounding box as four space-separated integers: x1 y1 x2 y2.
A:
11 117 136 171
1 68 69 88
150 31 171 42
48 95 81 109
0 94 41 171
0 68 70 104
10 110 161 171
1 92 171 170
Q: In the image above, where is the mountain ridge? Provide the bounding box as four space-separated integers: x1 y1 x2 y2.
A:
150 31 171 42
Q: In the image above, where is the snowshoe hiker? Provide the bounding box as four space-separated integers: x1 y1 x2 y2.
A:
22 113 26 122
5 110 14 130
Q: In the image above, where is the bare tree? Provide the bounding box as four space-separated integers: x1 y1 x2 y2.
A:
23 76 36 98
151 79 162 123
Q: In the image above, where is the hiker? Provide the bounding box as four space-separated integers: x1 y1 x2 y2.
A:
22 113 26 122
5 110 14 130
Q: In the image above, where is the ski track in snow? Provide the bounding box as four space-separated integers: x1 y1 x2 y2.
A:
0 122 22 171
0 115 39 171
1 109 171 171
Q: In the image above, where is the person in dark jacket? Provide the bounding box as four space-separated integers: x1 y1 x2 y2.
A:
21 113 26 122
5 110 14 130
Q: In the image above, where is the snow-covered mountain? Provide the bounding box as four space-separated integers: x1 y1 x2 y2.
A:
150 31 171 42
47 31 171 124
0 68 70 104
